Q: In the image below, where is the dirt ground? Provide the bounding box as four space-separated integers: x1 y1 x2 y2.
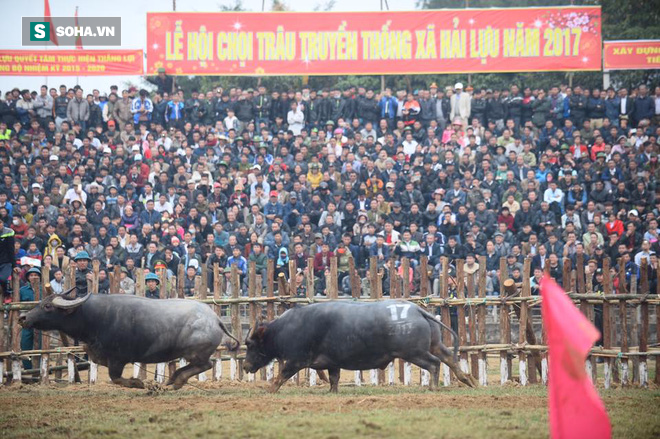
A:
1 376 659 439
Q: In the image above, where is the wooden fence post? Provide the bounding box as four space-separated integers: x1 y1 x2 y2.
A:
369 256 378 299
328 256 338 299
562 258 572 292
466 270 478 380
500 278 514 385
263 259 276 382
401 257 410 298
518 258 531 386
177 264 185 298
111 265 121 293
133 269 147 381
211 263 223 381
638 259 649 387
306 257 315 300
630 268 639 384
159 268 168 300
477 256 488 386
420 256 429 297
439 257 451 386
92 259 100 294
289 260 297 298
11 270 21 383
348 255 360 297
39 265 51 384
246 260 258 383
500 257 512 383
455 260 469 375
602 258 613 388
201 264 208 299
388 258 397 300
231 265 241 381
618 258 629 386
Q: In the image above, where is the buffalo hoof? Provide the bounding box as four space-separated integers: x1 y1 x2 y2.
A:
267 385 281 394
170 380 185 390
466 375 478 388
127 378 145 389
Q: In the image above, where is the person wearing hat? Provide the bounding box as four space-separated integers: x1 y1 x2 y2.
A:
450 82 470 127
73 250 92 297
20 267 43 368
119 267 135 295
145 272 161 299
147 67 174 95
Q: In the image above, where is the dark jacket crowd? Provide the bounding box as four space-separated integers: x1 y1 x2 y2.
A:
1 77 659 299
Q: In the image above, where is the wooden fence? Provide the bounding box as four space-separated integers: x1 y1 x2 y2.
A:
1 254 658 388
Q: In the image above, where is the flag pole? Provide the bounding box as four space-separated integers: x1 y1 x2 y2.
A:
75 5 80 86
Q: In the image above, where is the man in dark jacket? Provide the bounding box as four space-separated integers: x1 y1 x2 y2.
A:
341 88 356 121
587 88 606 128
233 94 255 129
146 68 175 95
0 226 15 297
73 250 92 297
418 90 436 128
358 90 380 125
328 89 345 122
486 89 506 130
470 89 487 126
503 85 523 127
632 84 655 126
569 86 588 127
254 86 271 127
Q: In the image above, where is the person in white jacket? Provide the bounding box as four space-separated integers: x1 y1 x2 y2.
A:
287 101 305 135
450 82 471 127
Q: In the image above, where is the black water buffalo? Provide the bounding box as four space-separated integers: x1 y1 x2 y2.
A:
243 299 477 392
20 290 239 389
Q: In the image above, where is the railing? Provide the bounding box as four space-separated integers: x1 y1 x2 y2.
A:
1 254 658 388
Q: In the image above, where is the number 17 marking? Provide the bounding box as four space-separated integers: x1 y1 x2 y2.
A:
387 304 411 321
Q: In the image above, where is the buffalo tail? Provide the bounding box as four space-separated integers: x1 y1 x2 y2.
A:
421 310 460 364
219 320 241 353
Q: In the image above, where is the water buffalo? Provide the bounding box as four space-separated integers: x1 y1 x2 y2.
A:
20 290 239 389
243 299 477 392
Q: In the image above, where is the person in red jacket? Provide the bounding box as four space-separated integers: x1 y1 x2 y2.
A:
569 134 589 159
590 135 607 161
313 243 334 296
605 211 624 237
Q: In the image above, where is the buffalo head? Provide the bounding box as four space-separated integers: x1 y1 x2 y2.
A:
19 289 91 331
243 324 273 374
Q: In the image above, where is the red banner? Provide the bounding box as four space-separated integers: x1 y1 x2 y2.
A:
147 7 601 76
603 40 660 71
0 50 144 76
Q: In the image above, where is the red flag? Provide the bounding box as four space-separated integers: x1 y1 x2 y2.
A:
541 277 611 439
74 6 83 49
44 0 58 46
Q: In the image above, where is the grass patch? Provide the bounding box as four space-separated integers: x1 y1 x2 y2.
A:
0 384 658 438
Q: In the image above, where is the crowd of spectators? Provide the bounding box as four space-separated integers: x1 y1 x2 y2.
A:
1 74 659 300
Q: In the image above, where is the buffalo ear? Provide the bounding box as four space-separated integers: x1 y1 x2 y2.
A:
254 326 266 340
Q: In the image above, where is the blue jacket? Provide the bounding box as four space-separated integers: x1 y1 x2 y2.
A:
263 202 283 225
379 96 398 119
369 242 390 260
605 97 620 122
227 256 248 275
131 97 153 124
139 209 161 225
166 101 184 122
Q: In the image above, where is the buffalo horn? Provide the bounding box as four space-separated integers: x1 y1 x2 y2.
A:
52 292 92 309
